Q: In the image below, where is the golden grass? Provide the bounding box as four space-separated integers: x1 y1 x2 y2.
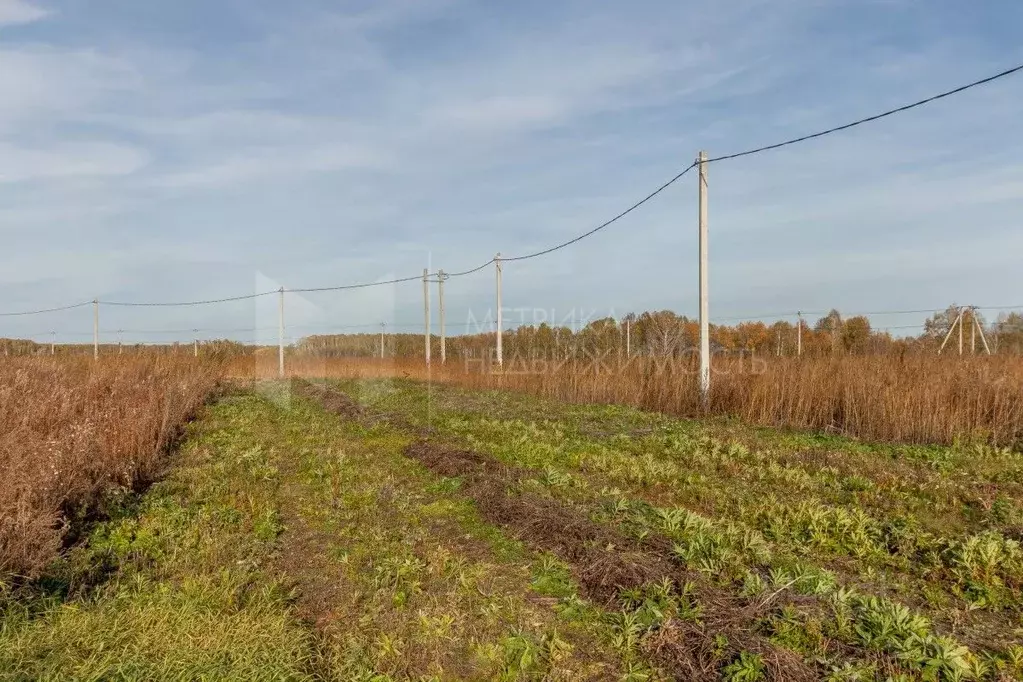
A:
233 353 1023 447
0 356 222 579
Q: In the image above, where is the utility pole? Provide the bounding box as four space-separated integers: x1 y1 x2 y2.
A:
626 317 631 357
194 331 199 358
50 331 56 356
958 306 963 356
278 287 285 378
973 308 992 355
938 307 964 355
93 299 99 361
776 329 781 357
118 330 123 355
495 253 503 367
438 269 447 364
970 309 976 354
423 268 431 366
380 322 386 359
797 312 803 357
697 151 710 405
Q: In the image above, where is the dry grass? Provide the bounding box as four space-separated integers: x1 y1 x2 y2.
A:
234 353 1023 447
0 356 222 580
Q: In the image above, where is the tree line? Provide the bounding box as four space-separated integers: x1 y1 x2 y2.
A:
4 306 1020 359
291 306 1023 359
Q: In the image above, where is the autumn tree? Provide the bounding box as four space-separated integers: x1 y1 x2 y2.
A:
770 320 796 356
734 321 770 354
841 316 871 354
638 310 685 356
814 309 842 354
994 312 1023 354
579 317 619 355
923 305 962 342
710 324 736 353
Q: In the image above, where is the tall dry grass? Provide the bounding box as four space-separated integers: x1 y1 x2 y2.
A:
0 356 222 580
234 353 1023 448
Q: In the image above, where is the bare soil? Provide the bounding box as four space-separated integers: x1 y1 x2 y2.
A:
404 440 817 682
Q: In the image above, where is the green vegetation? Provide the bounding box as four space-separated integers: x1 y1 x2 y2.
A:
4 378 1022 680
0 393 318 681
335 378 1023 680
1 388 634 680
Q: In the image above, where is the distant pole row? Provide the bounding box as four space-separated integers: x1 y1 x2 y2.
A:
77 151 715 396
416 149 709 400
938 306 992 356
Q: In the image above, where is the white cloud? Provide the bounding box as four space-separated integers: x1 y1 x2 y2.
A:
428 95 567 132
149 140 389 189
0 47 139 130
0 0 48 27
0 141 148 183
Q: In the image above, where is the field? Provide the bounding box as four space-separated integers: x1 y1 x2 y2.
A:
1 359 1022 680
235 355 1023 448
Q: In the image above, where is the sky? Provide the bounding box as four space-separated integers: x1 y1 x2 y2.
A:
1 0 1022 345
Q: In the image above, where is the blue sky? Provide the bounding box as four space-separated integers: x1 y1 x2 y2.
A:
1 0 1022 344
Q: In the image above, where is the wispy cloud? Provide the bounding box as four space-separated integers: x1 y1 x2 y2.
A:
0 141 147 183
0 0 48 27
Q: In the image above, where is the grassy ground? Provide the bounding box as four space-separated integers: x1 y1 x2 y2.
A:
0 385 638 680
330 377 1023 681
3 379 1021 680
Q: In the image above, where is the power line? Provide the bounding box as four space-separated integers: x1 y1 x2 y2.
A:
716 307 952 322
102 291 278 307
292 322 423 330
79 322 427 336
879 324 927 331
290 275 424 293
706 62 1023 163
437 163 700 274
0 301 92 317
713 311 809 322
501 163 699 263
444 259 496 278
101 326 278 335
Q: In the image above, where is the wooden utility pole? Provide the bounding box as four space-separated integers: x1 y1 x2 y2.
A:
938 307 964 355
697 151 710 405
50 331 56 356
971 307 992 355
958 308 964 355
495 254 503 367
423 268 431 366
380 322 386 359
971 309 976 354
